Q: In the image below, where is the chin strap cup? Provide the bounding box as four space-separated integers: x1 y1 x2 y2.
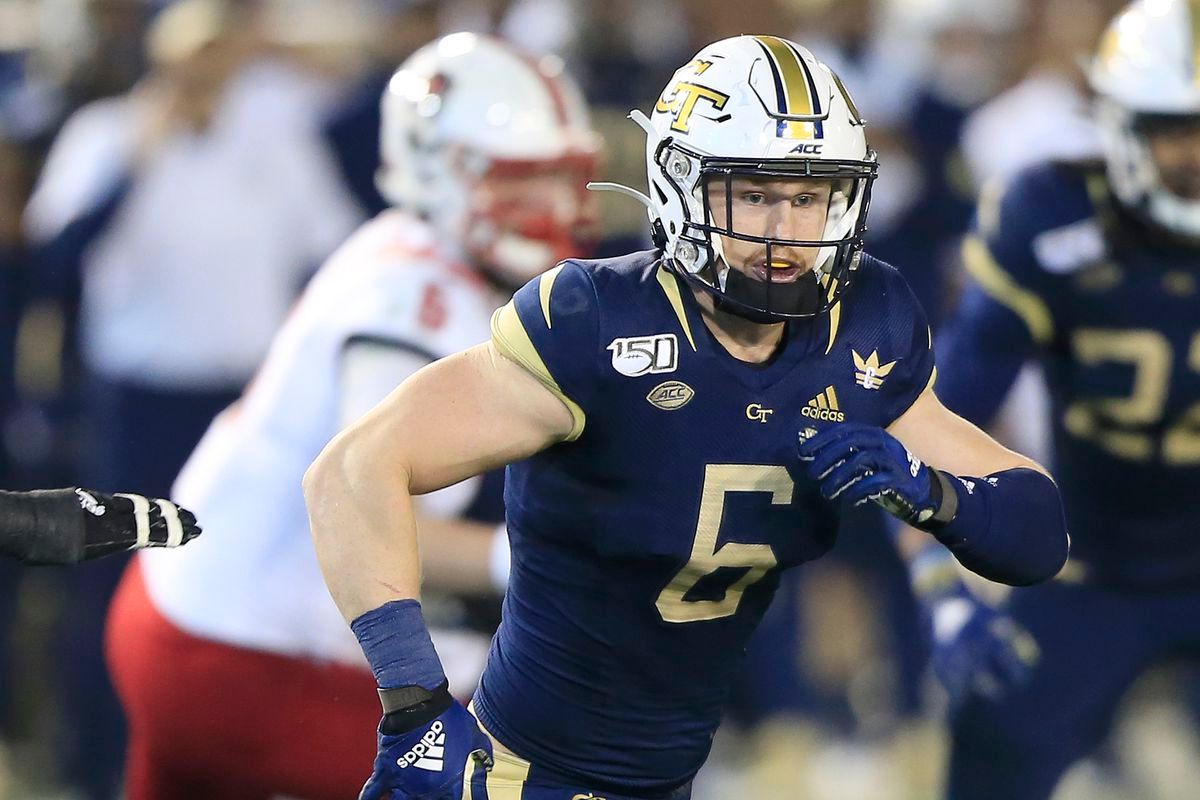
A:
719 266 822 321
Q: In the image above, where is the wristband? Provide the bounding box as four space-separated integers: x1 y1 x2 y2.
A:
919 470 960 531
350 598 446 691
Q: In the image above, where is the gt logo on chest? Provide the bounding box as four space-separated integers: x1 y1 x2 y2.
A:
608 334 679 377
746 403 774 423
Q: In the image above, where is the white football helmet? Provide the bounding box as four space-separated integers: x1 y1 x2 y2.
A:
378 33 600 284
594 35 876 320
1089 0 1200 238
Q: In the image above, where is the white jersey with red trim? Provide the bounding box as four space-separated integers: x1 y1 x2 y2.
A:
139 211 503 672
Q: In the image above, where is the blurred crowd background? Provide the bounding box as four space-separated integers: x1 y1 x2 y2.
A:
2 0 1197 798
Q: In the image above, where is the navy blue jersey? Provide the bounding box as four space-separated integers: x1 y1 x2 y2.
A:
474 250 934 794
938 160 1200 591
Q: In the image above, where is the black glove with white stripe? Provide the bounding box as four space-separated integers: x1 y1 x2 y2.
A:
0 487 201 565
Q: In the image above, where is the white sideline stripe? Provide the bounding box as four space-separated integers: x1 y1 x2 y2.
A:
115 493 151 548
155 498 184 546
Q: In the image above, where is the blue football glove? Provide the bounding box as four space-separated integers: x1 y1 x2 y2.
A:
910 552 1040 713
360 687 494 800
798 422 952 528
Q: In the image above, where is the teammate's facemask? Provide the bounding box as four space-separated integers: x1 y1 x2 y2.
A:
681 160 874 322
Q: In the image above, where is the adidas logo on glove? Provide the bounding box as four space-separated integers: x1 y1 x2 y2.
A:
396 720 446 772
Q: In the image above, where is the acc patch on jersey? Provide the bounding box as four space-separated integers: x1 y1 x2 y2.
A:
647 380 694 410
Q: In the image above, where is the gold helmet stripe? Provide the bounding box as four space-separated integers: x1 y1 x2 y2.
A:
753 35 818 138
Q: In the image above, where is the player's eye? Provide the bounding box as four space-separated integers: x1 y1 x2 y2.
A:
741 191 767 205
792 194 817 208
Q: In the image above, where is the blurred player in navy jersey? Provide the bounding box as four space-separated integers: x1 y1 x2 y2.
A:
929 1 1200 798
305 35 1069 800
107 33 599 800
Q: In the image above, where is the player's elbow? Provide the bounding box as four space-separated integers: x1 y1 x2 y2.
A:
1009 522 1070 587
304 428 390 524
306 421 417 501
953 520 1068 587
1014 475 1070 585
302 431 351 523
992 479 1071 586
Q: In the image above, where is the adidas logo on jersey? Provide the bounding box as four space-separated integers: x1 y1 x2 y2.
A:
802 386 845 422
396 720 446 772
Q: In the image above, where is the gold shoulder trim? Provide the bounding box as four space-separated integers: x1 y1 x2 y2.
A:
490 302 586 441
655 266 697 351
825 300 841 355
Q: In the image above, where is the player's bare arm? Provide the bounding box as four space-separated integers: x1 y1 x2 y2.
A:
888 387 1044 479
305 340 572 620
304 341 573 798
339 341 514 597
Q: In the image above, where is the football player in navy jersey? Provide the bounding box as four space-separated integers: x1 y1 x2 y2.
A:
304 35 1069 800
926 2 1200 798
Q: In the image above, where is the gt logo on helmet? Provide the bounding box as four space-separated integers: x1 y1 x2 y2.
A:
654 82 730 134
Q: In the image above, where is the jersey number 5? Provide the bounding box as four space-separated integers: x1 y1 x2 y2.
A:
656 464 788 624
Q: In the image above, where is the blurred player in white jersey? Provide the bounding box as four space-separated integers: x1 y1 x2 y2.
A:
104 33 599 800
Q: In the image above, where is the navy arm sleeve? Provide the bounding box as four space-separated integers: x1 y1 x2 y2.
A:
930 467 1069 586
